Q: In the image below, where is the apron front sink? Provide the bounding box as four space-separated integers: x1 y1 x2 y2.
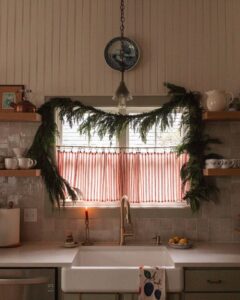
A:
61 246 183 293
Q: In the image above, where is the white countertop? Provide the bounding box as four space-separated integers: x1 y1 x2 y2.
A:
168 242 240 267
0 242 240 268
0 242 79 267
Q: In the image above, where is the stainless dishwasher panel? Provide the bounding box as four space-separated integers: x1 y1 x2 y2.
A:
0 268 57 300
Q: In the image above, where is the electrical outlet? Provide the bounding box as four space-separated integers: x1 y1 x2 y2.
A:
24 208 37 222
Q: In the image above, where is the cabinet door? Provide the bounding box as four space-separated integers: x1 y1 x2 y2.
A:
168 293 181 300
63 293 181 300
62 294 80 300
80 294 117 300
184 293 240 300
185 269 240 292
120 294 136 300
116 293 181 300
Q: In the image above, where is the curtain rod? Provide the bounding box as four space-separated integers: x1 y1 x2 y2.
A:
56 145 175 149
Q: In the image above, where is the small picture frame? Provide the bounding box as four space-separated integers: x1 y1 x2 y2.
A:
0 85 24 112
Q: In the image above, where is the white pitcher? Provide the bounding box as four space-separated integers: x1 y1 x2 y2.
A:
205 90 233 111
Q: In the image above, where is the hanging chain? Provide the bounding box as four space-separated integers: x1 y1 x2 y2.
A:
120 0 125 77
120 0 125 38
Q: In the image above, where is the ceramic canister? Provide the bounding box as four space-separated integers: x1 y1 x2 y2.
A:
0 208 20 247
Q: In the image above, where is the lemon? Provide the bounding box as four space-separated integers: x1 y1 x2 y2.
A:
173 236 180 243
179 238 188 245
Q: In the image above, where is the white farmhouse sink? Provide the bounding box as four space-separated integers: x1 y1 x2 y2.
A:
61 246 183 293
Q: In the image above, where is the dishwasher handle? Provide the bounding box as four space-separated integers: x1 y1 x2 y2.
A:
0 276 50 285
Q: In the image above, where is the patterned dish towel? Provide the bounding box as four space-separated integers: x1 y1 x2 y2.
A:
139 267 166 300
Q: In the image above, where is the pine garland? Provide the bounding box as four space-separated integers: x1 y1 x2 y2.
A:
28 82 220 211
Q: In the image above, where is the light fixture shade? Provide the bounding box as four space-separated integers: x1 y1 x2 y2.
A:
112 80 133 108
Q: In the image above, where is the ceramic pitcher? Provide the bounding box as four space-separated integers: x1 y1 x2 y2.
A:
205 90 233 111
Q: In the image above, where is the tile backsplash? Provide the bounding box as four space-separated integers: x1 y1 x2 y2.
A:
0 121 240 243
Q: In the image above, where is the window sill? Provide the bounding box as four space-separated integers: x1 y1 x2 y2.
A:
60 200 188 209
45 202 195 219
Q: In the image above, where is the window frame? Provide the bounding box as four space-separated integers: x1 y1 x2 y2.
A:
56 106 189 209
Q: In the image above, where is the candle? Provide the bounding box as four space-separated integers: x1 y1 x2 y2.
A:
85 207 89 221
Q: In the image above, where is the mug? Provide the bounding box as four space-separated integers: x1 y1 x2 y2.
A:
205 159 221 169
236 159 240 168
18 158 36 169
230 159 240 168
231 159 239 168
220 159 234 169
4 158 18 170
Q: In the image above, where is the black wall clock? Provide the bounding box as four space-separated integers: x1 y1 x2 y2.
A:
104 37 140 71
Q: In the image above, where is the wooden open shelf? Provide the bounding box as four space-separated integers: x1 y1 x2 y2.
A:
202 111 240 121
203 168 240 176
0 169 41 177
0 112 41 122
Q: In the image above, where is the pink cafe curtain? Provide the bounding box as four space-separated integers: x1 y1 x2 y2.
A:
57 150 188 205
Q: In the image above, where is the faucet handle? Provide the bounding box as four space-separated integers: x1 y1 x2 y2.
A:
152 234 161 245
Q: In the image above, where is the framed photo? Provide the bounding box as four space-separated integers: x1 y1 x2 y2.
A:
0 85 24 112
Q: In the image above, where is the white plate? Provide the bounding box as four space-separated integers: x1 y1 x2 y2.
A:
168 241 193 249
63 242 79 248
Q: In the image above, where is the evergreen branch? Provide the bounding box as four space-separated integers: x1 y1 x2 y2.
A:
28 83 220 211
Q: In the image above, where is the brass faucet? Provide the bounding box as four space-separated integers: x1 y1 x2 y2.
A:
120 195 133 245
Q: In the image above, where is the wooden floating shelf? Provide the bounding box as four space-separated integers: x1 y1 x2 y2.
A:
0 169 41 177
202 111 240 121
203 168 240 176
0 112 41 122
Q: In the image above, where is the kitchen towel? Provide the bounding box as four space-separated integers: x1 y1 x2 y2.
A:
139 267 166 300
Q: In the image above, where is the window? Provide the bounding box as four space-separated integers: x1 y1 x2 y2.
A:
127 108 182 150
61 108 117 147
61 117 117 147
57 107 188 208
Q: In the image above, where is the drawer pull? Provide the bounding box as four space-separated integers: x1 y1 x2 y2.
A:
207 279 222 284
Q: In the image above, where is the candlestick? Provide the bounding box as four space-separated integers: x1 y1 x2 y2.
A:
82 208 93 246
85 207 89 221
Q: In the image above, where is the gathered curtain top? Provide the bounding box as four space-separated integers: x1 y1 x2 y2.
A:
56 145 176 153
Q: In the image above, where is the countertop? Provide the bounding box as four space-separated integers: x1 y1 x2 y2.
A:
168 242 240 267
0 242 79 267
0 242 240 268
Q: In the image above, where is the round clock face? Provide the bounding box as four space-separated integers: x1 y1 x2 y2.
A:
104 37 140 71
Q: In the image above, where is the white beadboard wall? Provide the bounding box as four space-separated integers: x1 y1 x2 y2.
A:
0 0 240 105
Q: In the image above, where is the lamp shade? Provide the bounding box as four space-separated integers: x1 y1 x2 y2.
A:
112 80 133 109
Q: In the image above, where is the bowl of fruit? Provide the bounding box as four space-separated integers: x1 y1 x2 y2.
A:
168 236 192 249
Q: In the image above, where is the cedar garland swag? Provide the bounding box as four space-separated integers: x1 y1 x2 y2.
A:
28 83 221 212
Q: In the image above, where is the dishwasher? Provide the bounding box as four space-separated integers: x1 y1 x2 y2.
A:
0 268 58 300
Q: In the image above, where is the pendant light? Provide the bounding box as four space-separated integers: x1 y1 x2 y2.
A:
112 0 133 109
